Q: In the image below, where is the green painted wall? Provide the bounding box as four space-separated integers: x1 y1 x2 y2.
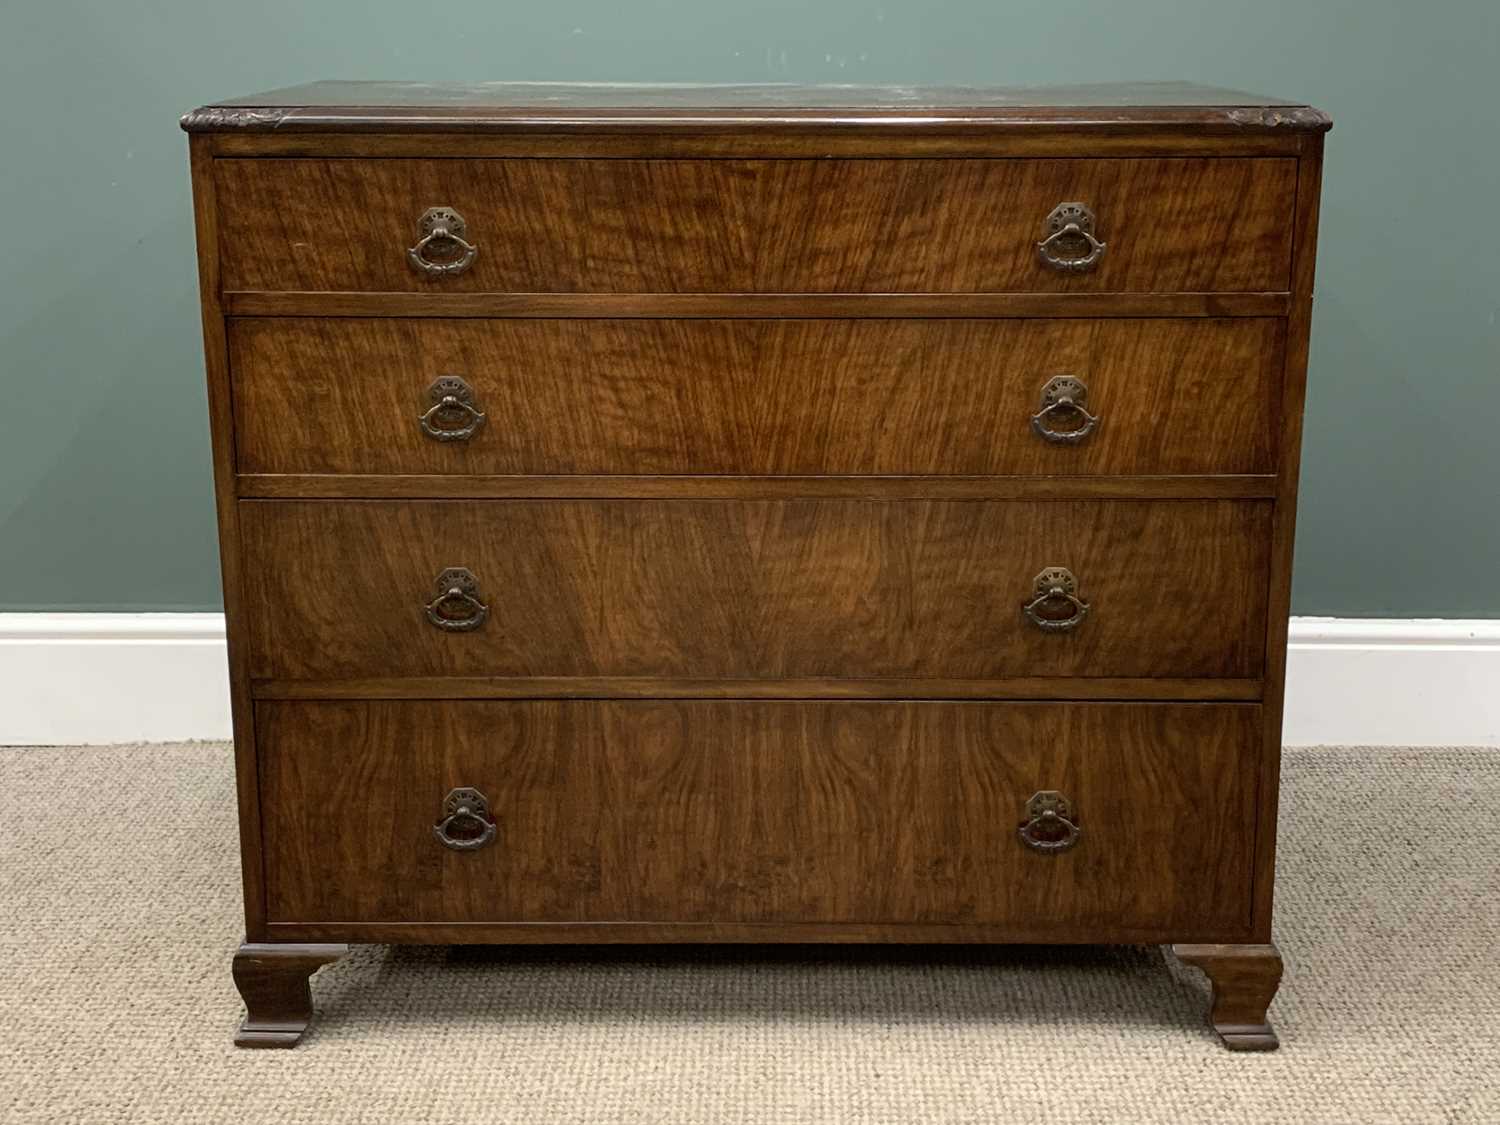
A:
1 1 1496 614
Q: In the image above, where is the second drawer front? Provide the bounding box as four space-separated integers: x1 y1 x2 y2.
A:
258 699 1259 934
230 318 1282 477
241 499 1270 682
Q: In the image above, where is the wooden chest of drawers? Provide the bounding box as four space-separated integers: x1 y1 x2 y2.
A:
182 82 1329 1050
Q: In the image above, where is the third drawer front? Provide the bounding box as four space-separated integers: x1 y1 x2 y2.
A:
240 499 1270 682
230 318 1282 477
259 699 1260 934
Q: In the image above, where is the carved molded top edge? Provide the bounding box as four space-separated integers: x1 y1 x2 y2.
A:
1225 106 1333 131
180 106 290 131
180 102 1332 134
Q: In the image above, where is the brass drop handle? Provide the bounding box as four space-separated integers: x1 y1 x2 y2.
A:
1037 202 1106 273
1022 567 1090 633
1018 790 1082 854
433 787 497 851
425 567 488 632
407 206 479 278
419 376 487 442
1031 376 1098 444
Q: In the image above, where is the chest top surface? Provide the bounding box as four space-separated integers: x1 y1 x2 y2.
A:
180 80 1331 133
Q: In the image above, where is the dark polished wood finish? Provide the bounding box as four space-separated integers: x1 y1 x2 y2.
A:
261 921 1257 944
239 499 1270 682
230 318 1281 477
188 139 269 942
1254 136 1326 938
1171 943 1285 1051
222 291 1292 318
250 675 1263 702
258 700 1259 934
212 133 1306 160
236 474 1278 501
231 942 348 1047
217 157 1295 294
181 80 1332 136
184 82 1327 1050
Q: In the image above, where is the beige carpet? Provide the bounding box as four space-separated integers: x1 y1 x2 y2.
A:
1 743 1496 1124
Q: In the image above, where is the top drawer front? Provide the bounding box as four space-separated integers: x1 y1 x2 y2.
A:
215 158 1296 294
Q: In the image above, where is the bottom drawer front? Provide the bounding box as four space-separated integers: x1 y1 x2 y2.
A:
259 700 1259 935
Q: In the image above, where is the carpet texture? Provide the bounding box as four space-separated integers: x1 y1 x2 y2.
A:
1 743 1496 1124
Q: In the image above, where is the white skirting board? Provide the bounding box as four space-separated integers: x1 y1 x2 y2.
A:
0 613 1496 746
0 614 231 746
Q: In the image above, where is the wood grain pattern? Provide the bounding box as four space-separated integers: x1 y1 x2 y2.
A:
1171 943 1284 1050
260 920 1255 944
250 675 1264 702
182 89 1331 1051
231 942 347 1047
257 700 1261 935
229 318 1282 477
1252 133 1326 938
238 499 1271 682
187 136 269 941
209 132 1306 160
222 291 1292 318
215 158 1296 293
235 474 1278 501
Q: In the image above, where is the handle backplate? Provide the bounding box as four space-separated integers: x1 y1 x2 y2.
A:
1031 376 1099 444
1018 790 1082 854
420 376 487 442
433 786 497 851
407 206 479 278
1022 566 1090 633
1037 202 1106 272
425 566 489 632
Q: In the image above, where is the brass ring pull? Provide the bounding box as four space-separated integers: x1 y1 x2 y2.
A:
1037 202 1106 273
433 787 497 851
1030 376 1098 444
419 376 487 442
1022 566 1090 633
407 206 478 278
425 567 488 632
1018 791 1082 855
